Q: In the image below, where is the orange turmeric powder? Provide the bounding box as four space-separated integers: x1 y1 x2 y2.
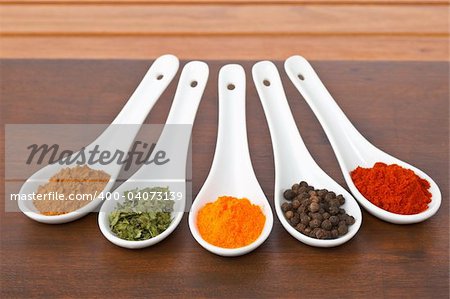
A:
197 196 266 248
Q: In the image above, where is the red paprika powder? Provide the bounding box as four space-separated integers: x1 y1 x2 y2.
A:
350 162 431 215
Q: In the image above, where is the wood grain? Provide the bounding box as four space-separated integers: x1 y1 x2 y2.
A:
0 59 448 298
1 0 448 4
1 35 447 60
0 0 448 60
1 4 447 35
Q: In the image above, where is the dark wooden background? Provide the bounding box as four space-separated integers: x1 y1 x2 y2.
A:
1 60 448 298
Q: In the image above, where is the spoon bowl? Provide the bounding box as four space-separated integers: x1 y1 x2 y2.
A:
188 64 274 257
284 55 441 224
98 61 209 249
98 180 186 249
252 61 362 247
18 54 180 224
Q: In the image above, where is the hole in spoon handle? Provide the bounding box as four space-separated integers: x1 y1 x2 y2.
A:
284 55 373 169
96 55 180 154
112 54 179 125
252 61 317 174
212 64 254 175
166 61 209 125
138 61 209 180
284 56 361 132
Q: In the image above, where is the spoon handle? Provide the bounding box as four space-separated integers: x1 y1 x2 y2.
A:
209 64 255 180
134 61 209 180
166 61 209 125
284 56 372 167
112 54 179 125
252 61 319 175
91 55 179 156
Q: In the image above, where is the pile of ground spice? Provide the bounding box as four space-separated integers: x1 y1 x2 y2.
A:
34 165 110 216
350 162 431 215
197 196 266 248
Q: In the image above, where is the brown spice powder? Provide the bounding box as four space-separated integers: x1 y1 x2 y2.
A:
34 165 110 216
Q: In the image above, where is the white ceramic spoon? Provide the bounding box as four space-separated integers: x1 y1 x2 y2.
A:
188 64 273 257
98 61 209 249
18 54 179 224
252 61 362 247
285 55 441 224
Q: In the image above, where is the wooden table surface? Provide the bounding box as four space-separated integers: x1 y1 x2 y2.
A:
0 59 448 298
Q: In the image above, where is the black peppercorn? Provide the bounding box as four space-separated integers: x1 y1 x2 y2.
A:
310 219 321 229
283 189 296 201
296 223 306 232
329 206 339 215
338 224 348 236
321 219 332 231
345 215 356 225
298 186 307 195
311 213 323 222
329 215 339 226
285 210 294 219
324 193 333 201
281 181 355 240
301 192 310 199
309 190 317 197
331 229 339 238
329 199 340 207
281 202 290 212
317 189 327 197
309 202 320 213
315 229 328 239
292 199 301 209
337 194 345 205
290 214 300 226
300 214 310 225
310 196 320 204
338 214 347 221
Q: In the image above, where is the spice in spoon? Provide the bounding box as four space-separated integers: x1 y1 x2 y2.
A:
197 196 266 248
350 162 431 215
282 181 355 239
109 186 174 241
34 165 110 215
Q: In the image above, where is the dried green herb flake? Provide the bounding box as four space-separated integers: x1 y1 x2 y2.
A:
108 186 174 241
